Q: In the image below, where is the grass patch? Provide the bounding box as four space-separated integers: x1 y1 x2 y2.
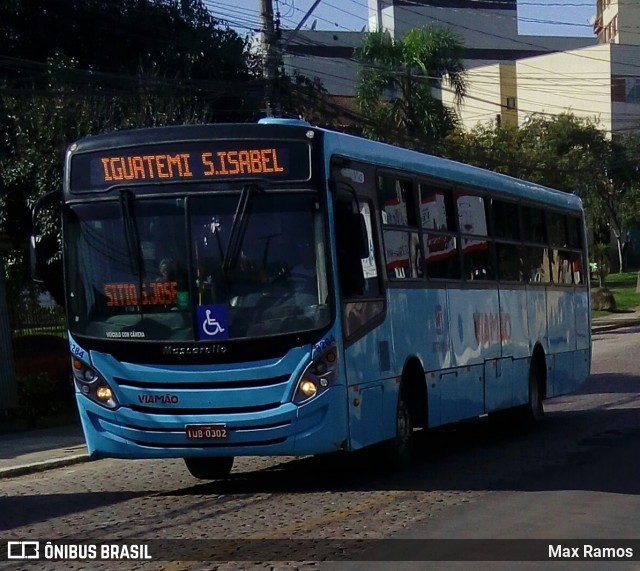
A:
611 287 640 312
600 271 639 288
592 271 640 314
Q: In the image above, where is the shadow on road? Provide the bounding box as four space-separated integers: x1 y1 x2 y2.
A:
167 405 640 499
0 490 149 532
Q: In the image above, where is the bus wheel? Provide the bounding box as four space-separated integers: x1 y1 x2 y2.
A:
526 358 545 423
392 390 414 470
515 358 545 428
184 456 234 480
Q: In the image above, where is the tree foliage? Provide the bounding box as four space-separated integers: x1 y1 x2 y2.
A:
445 113 640 272
355 26 467 150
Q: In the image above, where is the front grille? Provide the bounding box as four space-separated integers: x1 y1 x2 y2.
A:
114 375 290 390
129 402 282 415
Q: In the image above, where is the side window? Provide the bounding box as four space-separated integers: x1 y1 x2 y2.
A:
492 199 524 283
420 185 456 231
358 202 382 297
547 211 567 247
378 174 420 280
457 193 495 281
567 217 582 249
526 246 551 284
522 206 546 244
496 243 524 282
551 248 575 285
420 184 460 280
335 196 384 338
378 174 417 226
522 205 550 284
566 217 585 285
492 200 519 240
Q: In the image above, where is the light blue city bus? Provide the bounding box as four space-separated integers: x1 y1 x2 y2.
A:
31 118 591 479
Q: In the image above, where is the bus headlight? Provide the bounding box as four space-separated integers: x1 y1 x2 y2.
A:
293 345 338 404
72 358 119 410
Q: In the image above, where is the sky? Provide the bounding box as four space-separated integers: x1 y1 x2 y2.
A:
207 0 596 38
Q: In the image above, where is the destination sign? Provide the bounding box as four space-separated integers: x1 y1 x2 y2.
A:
104 281 178 308
70 141 311 191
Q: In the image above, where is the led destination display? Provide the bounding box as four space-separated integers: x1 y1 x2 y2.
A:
70 141 311 191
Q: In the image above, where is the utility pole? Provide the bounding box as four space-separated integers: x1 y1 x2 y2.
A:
260 0 281 117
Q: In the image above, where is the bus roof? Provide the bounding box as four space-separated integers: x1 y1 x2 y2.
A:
320 127 583 213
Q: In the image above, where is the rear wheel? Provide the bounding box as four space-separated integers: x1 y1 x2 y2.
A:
524 358 544 424
184 456 234 480
511 358 545 429
489 357 544 430
391 390 414 470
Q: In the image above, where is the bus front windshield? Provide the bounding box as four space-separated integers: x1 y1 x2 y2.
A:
65 190 331 342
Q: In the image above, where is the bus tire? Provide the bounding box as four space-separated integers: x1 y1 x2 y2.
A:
184 456 234 480
525 357 545 424
513 357 545 428
392 389 414 470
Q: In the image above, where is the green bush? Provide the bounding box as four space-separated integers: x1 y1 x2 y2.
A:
17 372 67 424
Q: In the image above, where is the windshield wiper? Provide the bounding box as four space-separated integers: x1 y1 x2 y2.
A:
222 183 262 271
119 189 145 279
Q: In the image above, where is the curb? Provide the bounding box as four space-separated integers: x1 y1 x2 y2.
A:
592 319 640 333
0 453 91 479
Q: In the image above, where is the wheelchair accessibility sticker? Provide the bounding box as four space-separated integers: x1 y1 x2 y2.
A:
196 304 229 340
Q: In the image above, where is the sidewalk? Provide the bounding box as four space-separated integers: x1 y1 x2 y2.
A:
1 311 639 480
591 308 640 332
0 423 88 478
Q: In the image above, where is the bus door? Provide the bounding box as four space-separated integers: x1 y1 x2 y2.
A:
332 161 388 449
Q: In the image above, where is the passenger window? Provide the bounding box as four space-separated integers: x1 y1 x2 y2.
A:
462 239 495 281
378 175 417 227
424 234 461 279
456 194 488 237
457 193 493 281
522 206 546 244
492 200 519 240
383 230 422 279
419 185 456 231
379 175 420 280
496 243 524 282
526 246 551 283
567 217 582 249
547 212 567 247
551 249 575 285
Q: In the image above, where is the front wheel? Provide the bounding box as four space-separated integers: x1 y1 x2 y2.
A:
184 456 234 480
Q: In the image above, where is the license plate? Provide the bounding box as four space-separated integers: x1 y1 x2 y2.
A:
185 424 228 440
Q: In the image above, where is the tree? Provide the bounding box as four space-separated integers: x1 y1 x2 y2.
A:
0 0 256 84
445 113 640 273
354 26 467 151
602 133 640 272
